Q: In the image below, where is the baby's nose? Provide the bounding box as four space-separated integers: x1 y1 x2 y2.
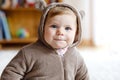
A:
57 29 64 36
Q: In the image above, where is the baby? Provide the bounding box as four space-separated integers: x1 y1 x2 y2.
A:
1 2 89 80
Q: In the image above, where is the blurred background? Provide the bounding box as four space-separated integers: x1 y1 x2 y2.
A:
0 0 120 80
64 0 120 80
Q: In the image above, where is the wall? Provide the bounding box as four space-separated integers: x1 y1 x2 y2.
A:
93 0 120 51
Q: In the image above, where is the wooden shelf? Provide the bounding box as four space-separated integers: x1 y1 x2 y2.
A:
0 38 37 44
0 8 40 49
4 8 41 39
0 38 37 50
2 8 41 12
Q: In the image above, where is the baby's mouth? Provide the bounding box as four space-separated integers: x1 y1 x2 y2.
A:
54 38 64 41
54 37 65 41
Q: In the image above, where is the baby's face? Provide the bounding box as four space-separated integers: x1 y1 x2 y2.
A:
44 14 77 49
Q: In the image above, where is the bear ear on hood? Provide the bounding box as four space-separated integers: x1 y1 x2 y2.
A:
79 10 85 19
37 0 47 11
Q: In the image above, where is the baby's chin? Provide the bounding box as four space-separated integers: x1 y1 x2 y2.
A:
53 45 68 49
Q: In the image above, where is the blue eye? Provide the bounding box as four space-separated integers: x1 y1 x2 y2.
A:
65 27 72 31
51 25 58 28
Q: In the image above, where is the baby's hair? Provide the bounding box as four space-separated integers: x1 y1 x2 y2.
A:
46 6 77 20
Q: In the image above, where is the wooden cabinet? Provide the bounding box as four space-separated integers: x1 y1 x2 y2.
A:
0 8 41 49
0 0 62 49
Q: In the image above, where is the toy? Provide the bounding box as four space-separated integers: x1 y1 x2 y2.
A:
16 28 30 38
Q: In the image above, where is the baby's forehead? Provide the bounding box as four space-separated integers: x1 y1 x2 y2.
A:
47 6 76 18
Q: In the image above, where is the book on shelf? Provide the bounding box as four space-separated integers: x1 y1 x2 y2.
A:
50 0 58 3
0 16 4 40
45 0 58 4
0 10 11 40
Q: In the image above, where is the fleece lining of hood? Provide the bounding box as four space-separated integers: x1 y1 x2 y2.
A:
38 3 82 49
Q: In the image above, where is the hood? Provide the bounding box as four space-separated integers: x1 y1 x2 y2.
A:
38 2 82 49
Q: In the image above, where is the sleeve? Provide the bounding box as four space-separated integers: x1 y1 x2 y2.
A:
75 55 89 80
1 49 28 80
